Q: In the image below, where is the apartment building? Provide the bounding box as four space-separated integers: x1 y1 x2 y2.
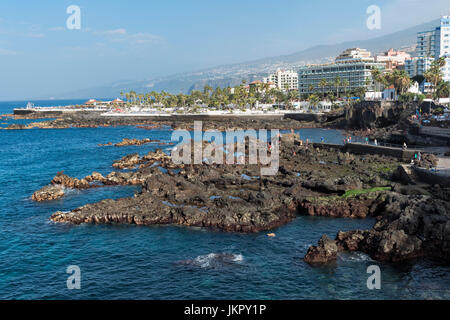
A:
263 69 298 91
413 14 450 83
298 48 385 95
375 48 411 70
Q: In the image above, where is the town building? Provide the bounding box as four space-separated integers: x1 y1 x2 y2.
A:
405 56 434 78
249 80 276 92
376 48 411 70
416 30 438 58
335 48 373 62
382 82 420 101
297 48 385 95
437 15 450 82
413 14 450 83
84 99 99 106
263 69 298 91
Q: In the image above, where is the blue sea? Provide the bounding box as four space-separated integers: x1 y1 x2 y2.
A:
0 100 449 299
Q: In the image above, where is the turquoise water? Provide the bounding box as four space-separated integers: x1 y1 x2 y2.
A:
1 101 449 299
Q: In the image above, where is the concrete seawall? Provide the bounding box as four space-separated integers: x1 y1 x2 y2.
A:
419 126 450 143
312 142 418 161
284 113 325 122
343 143 418 161
412 166 450 187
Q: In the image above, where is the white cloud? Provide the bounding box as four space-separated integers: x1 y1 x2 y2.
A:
94 28 127 36
26 32 45 38
93 28 162 45
130 32 161 44
0 48 17 55
49 26 65 31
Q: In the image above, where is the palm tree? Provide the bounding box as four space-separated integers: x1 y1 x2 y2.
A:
308 94 320 111
125 92 130 108
385 70 411 96
371 68 386 94
342 80 349 99
319 79 327 99
334 76 341 99
425 57 446 101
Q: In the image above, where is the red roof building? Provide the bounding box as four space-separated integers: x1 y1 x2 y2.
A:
84 99 98 105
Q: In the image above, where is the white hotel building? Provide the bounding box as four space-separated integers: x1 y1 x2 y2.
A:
263 69 298 91
297 48 385 95
405 14 450 83
437 15 450 82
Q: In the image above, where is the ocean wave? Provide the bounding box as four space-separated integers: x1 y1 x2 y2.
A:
338 251 372 262
178 252 244 269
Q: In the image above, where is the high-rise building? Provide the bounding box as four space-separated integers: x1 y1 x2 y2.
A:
416 30 438 57
405 57 434 78
437 15 450 82
297 48 385 95
414 14 450 83
263 69 298 91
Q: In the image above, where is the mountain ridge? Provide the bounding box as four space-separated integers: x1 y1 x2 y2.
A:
44 19 439 100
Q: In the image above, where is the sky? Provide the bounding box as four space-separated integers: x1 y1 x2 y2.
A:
0 0 449 100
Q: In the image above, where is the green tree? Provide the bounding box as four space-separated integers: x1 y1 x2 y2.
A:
308 94 320 111
424 57 446 100
334 76 341 99
384 70 411 96
319 79 328 99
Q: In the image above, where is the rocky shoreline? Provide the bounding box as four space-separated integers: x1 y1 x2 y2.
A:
30 131 450 265
20 102 449 265
2 111 313 131
4 101 448 149
305 192 450 263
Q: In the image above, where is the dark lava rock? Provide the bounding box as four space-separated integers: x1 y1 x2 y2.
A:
32 185 65 202
305 193 450 264
304 235 338 264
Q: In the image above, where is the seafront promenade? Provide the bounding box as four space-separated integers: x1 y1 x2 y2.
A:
12 107 327 122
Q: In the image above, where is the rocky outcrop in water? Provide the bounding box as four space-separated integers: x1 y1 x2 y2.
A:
304 235 338 264
41 134 450 264
32 185 65 202
305 193 450 264
112 153 141 169
114 138 155 146
51 171 90 189
298 192 387 219
31 168 157 202
47 139 400 231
